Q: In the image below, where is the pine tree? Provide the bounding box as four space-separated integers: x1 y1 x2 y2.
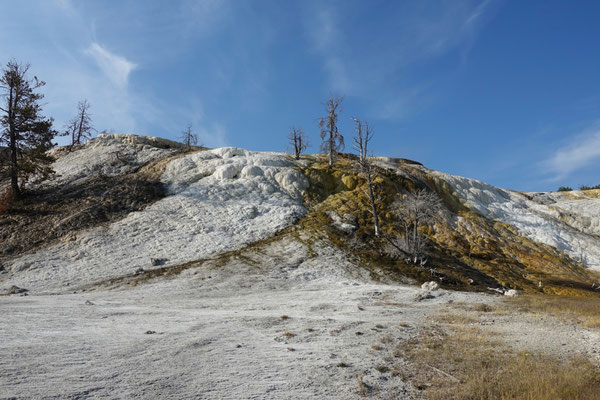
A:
0 61 57 197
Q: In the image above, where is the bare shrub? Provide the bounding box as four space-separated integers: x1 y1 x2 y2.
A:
288 127 309 160
386 189 443 264
318 95 344 166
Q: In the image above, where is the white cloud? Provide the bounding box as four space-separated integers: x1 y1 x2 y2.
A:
84 43 136 88
542 125 600 181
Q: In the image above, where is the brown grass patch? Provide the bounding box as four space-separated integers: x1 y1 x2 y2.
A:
502 294 600 329
396 321 600 399
282 331 295 339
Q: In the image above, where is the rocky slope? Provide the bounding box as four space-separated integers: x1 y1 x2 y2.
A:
0 133 599 296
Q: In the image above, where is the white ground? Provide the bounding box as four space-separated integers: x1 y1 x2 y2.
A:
2 245 598 400
48 134 183 185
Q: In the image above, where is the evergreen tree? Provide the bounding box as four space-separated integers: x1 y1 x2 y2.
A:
0 60 56 196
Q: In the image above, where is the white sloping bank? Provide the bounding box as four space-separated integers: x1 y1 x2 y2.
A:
5 145 308 293
431 170 600 271
49 134 183 185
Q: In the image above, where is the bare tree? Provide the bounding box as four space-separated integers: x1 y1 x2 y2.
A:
387 189 442 264
352 117 380 237
65 99 94 149
289 126 309 160
319 95 344 166
180 124 198 150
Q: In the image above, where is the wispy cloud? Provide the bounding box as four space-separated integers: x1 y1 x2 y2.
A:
542 124 600 181
305 0 497 119
84 43 136 88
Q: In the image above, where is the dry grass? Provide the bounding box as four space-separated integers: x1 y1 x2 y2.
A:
282 331 295 339
503 294 600 329
354 373 370 396
380 334 394 344
397 317 600 400
432 310 478 325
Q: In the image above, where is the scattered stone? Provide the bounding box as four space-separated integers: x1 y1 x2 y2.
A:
145 330 156 335
324 211 357 234
7 285 28 295
236 344 242 348
134 267 145 275
342 213 358 225
504 289 519 297
414 292 436 302
150 258 167 267
421 281 439 291
487 287 505 294
85 300 94 305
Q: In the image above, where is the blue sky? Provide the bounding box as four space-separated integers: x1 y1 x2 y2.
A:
1 0 599 191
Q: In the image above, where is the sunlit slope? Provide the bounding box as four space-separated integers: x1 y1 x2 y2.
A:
1 134 598 296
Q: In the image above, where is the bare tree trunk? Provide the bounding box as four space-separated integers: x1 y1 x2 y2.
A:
7 86 19 196
328 133 334 166
76 110 85 144
366 172 380 237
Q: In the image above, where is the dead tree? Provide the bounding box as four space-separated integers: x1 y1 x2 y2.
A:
352 117 380 237
289 126 309 160
387 189 442 264
319 95 344 166
65 99 94 149
180 125 198 150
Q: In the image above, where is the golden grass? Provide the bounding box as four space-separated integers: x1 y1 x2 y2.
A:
282 331 295 339
503 294 600 329
397 320 600 400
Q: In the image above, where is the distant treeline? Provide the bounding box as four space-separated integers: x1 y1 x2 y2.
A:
557 184 600 192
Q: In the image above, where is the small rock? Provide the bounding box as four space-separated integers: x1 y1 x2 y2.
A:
414 292 436 302
145 330 156 335
504 289 519 297
421 281 439 291
324 211 357 234
85 300 94 305
150 258 167 267
236 344 242 348
134 267 145 275
7 285 28 295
